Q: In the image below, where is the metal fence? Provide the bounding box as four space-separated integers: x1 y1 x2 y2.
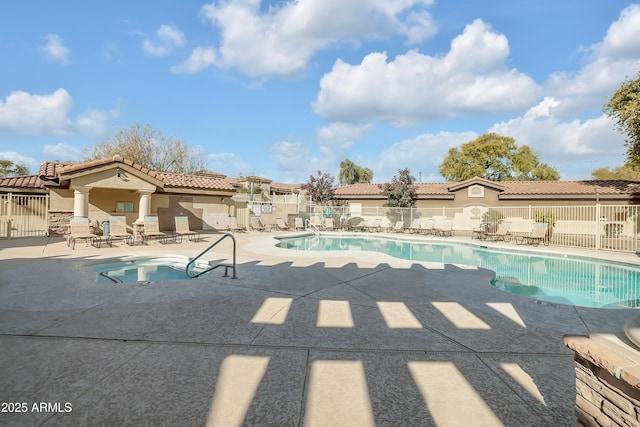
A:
0 193 50 238
304 203 640 253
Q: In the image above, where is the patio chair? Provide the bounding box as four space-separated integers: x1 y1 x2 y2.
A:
227 217 246 233
275 218 291 231
391 220 405 233
294 217 305 231
472 222 490 239
324 217 335 231
515 222 550 246
409 218 422 234
311 216 323 230
107 216 134 247
249 216 266 232
142 215 171 244
365 218 382 232
485 222 511 242
68 217 101 249
437 219 455 237
174 216 200 242
419 218 436 235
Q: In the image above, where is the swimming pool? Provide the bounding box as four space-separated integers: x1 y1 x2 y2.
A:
276 234 640 309
90 256 209 284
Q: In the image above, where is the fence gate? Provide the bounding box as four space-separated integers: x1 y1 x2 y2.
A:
0 193 50 238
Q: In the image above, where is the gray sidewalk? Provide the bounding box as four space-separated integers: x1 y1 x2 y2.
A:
0 233 637 426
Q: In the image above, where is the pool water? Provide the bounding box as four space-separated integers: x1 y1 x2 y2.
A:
277 235 640 309
91 257 208 284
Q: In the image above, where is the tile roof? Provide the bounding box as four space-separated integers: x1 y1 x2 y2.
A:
38 161 73 179
0 174 45 189
37 156 235 192
500 180 640 195
155 172 235 191
57 155 160 179
334 179 640 197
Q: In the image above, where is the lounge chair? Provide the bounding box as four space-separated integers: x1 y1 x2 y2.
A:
515 222 550 246
227 217 246 233
365 218 382 232
275 218 290 231
68 217 101 249
250 217 266 232
419 218 436 235
311 216 323 230
472 223 490 239
485 222 511 242
409 218 421 234
324 217 335 231
107 216 134 246
175 216 200 242
142 215 171 244
437 219 455 237
294 217 305 231
391 220 405 233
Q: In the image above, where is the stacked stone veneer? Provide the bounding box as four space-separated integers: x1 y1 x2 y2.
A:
564 333 640 426
48 211 73 235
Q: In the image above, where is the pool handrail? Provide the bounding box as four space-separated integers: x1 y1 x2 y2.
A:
305 218 320 236
185 233 237 279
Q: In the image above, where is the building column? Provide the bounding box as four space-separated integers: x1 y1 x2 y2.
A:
137 190 153 222
73 186 92 218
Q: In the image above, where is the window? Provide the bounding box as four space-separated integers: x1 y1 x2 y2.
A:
468 185 484 198
116 202 134 213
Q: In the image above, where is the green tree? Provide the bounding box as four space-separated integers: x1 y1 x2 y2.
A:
604 71 640 168
381 168 417 208
306 170 336 204
0 159 29 177
592 164 640 180
438 133 560 182
85 123 206 173
338 159 373 185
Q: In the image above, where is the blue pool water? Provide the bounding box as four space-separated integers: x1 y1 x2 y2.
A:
91 257 207 284
276 235 640 309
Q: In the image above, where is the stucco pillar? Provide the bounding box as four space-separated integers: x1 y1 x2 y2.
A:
73 186 91 218
137 190 153 222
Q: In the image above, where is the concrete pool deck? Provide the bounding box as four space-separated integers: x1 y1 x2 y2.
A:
1 231 639 426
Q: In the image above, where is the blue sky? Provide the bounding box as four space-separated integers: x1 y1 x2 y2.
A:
1 1 639 183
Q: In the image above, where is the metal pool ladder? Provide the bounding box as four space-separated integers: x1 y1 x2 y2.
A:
305 218 320 236
185 233 237 279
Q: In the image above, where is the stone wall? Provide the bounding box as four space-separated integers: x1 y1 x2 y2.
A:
564 333 640 426
48 211 73 235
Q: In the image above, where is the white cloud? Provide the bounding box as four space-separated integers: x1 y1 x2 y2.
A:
43 143 83 161
489 97 627 178
143 24 186 57
197 0 436 78
207 152 252 176
313 19 540 125
316 122 370 159
171 47 217 74
0 89 73 134
76 108 118 136
374 131 477 182
41 34 70 64
0 89 118 136
545 4 640 118
0 152 38 172
269 140 312 172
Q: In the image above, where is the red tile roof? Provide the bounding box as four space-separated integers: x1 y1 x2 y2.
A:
335 179 640 197
155 172 235 191
37 156 235 192
0 174 45 189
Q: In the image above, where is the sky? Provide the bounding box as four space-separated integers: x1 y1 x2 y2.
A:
1 1 639 184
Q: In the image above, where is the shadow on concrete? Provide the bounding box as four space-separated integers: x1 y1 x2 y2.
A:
1 251 636 426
